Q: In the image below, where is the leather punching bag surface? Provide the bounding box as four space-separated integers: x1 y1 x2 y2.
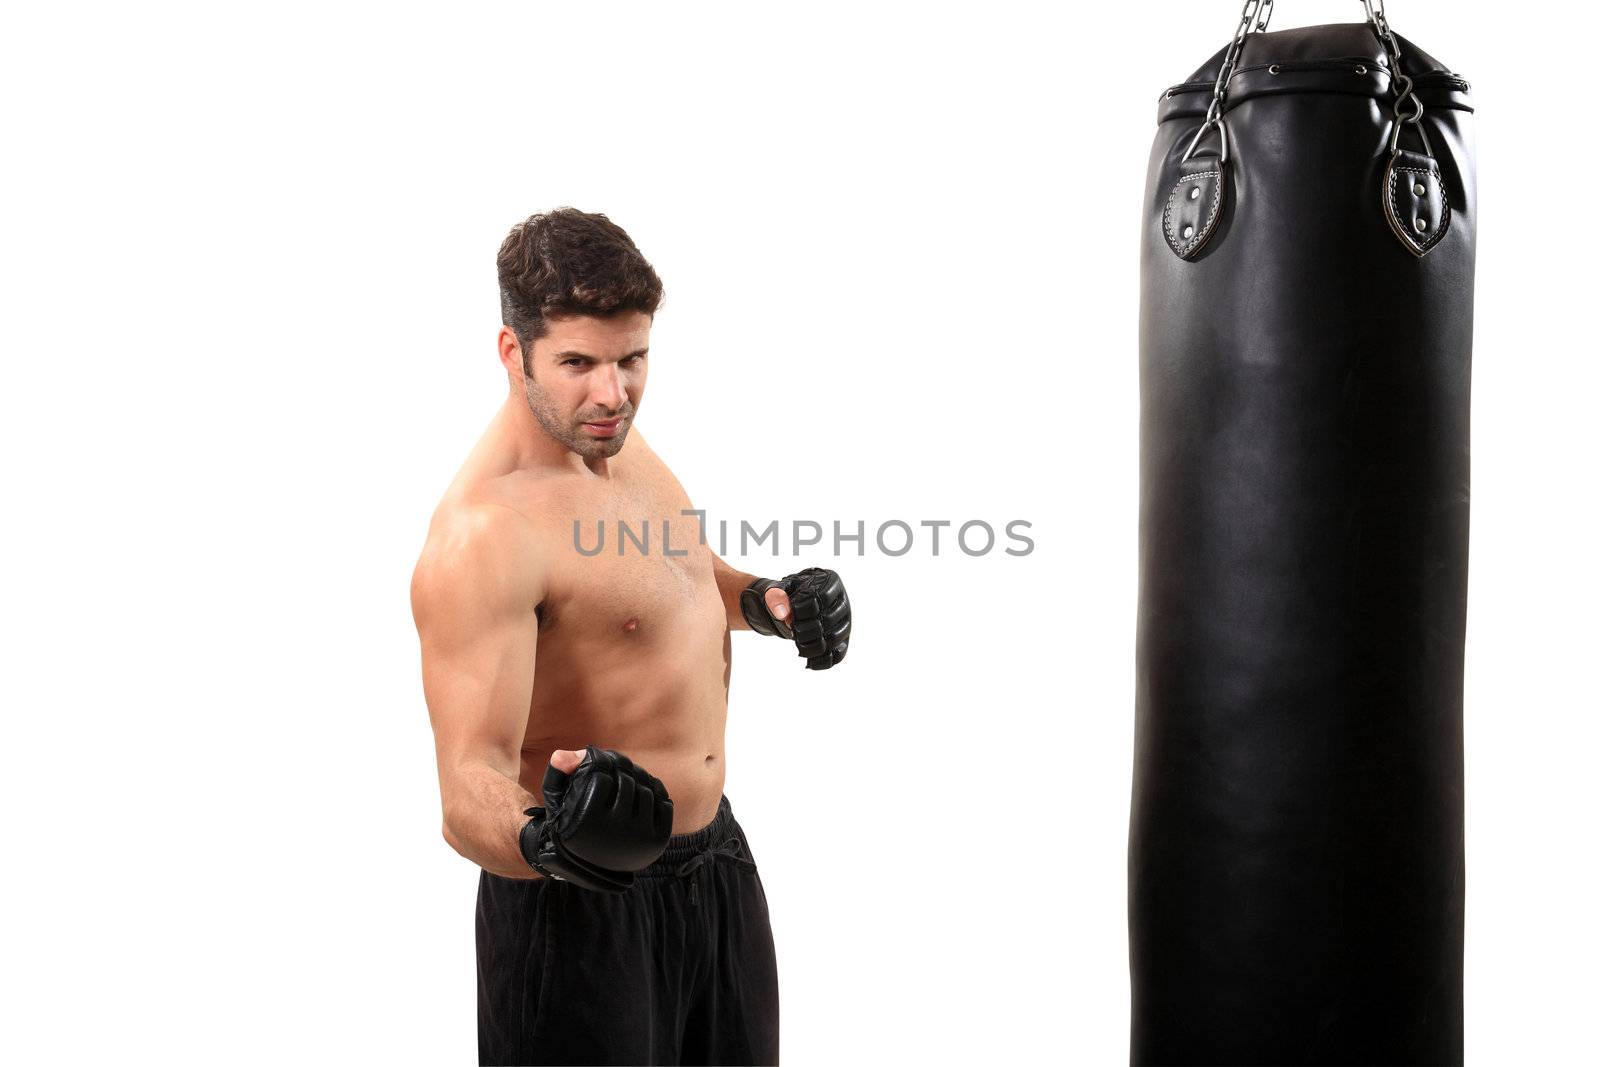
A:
1130 3 1474 1064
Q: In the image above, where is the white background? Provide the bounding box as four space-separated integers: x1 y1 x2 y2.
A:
3 1 1595 1062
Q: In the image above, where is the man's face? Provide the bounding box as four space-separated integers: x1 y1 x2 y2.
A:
521 311 650 459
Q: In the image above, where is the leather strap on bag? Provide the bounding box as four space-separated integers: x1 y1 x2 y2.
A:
1363 0 1450 255
1166 0 1449 260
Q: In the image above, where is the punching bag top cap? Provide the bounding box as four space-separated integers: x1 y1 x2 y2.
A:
1157 23 1472 125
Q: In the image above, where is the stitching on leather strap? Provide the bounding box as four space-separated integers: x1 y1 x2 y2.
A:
1387 163 1450 249
1163 169 1223 256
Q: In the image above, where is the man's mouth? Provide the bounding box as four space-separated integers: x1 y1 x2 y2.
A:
581 417 624 438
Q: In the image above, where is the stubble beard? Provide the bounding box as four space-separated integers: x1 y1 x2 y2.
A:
522 376 631 459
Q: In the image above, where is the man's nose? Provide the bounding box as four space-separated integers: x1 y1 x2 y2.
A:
590 363 625 410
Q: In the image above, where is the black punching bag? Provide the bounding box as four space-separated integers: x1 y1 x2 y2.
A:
1130 2 1474 1063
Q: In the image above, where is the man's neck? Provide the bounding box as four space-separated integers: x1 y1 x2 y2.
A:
497 392 613 478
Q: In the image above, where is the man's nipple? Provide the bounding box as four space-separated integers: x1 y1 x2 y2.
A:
622 616 639 633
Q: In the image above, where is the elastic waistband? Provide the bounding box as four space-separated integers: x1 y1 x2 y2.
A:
641 795 746 878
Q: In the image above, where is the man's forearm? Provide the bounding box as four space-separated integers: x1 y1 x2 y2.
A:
712 556 759 631
442 760 542 880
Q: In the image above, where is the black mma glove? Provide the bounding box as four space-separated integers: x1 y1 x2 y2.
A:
518 746 673 892
740 567 851 670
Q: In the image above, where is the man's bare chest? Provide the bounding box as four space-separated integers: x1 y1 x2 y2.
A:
534 472 720 642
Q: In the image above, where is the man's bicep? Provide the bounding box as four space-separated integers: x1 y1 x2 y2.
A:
412 509 543 775
420 609 538 772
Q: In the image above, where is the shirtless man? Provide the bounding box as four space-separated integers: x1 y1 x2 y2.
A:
411 208 852 1066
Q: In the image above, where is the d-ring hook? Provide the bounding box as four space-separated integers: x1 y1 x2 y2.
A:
1387 107 1433 156
1180 118 1229 165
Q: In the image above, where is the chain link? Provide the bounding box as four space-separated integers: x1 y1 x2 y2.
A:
1361 0 1431 154
1255 0 1276 33
1182 0 1265 161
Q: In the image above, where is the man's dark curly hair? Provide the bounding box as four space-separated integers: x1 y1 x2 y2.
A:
496 208 664 376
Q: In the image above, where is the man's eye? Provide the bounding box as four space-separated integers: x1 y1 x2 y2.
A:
622 355 643 365
563 359 586 367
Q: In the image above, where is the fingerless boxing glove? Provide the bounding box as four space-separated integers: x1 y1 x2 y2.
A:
519 746 674 892
740 567 851 670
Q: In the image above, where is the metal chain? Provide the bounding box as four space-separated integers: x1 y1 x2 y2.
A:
1185 1 1430 161
1181 0 1266 161
1255 0 1276 34
1361 0 1431 154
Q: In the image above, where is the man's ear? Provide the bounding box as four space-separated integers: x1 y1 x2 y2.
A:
497 326 525 378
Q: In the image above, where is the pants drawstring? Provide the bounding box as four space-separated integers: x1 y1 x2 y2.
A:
671 836 756 907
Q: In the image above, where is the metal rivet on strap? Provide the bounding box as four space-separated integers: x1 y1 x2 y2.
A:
1189 187 1201 200
1413 182 1427 196
1415 218 1429 233
1183 225 1195 239
1355 64 1367 74
1269 64 1281 75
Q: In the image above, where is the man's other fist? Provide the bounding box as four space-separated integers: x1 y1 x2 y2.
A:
519 746 673 891
740 567 851 670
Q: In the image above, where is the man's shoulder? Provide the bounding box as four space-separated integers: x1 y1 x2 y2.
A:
431 457 583 543
624 428 672 471
412 497 547 622
428 496 537 548
619 429 691 493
